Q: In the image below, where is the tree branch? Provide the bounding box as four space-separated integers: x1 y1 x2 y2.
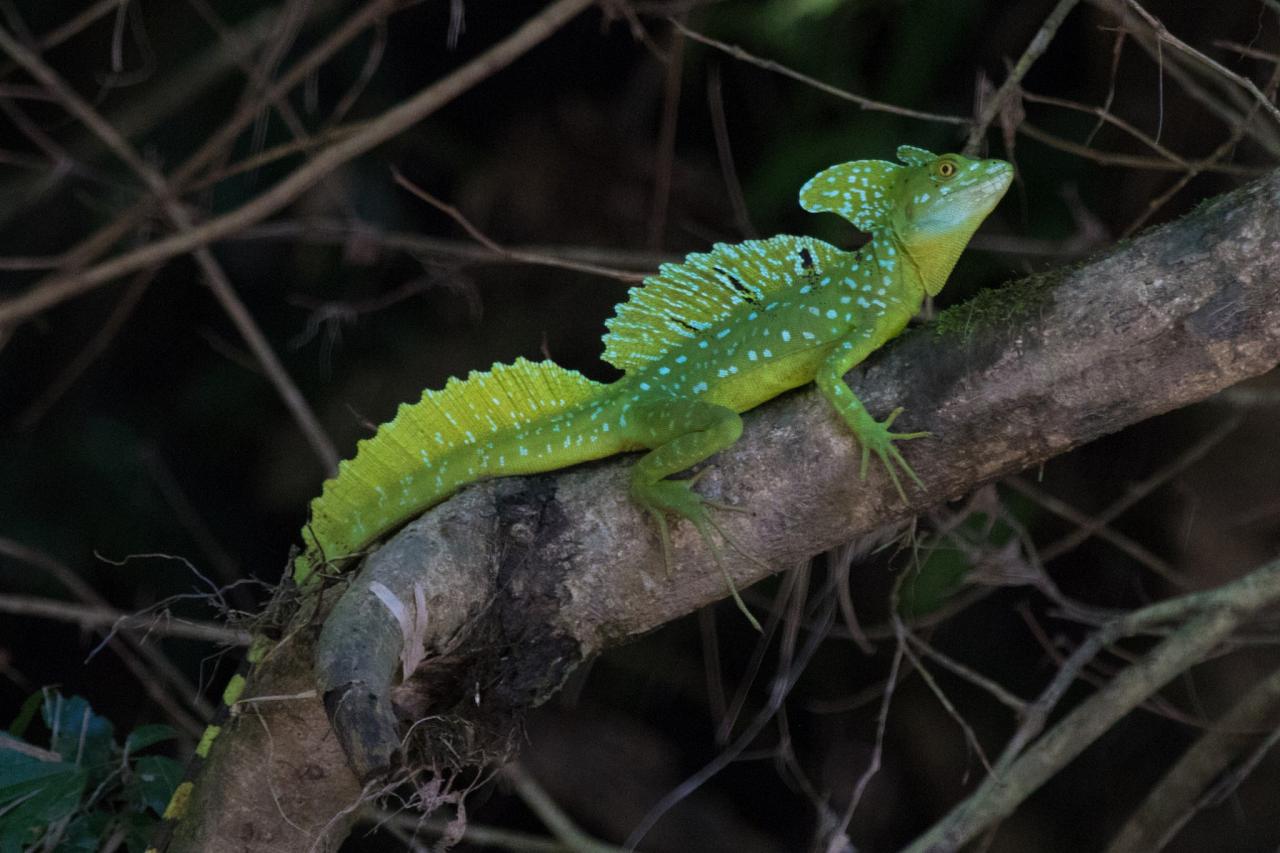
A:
171 166 1280 851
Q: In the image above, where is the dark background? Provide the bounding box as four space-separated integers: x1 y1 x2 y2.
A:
2 1 1280 850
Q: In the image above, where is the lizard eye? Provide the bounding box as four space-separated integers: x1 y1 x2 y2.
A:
936 160 957 178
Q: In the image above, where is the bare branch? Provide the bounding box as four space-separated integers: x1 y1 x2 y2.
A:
0 593 250 646
963 0 1082 155
172 162 1280 851
392 170 645 283
905 558 1280 852
0 20 341 474
0 0 599 327
670 19 969 126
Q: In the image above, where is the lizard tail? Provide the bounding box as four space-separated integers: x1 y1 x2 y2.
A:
294 357 610 583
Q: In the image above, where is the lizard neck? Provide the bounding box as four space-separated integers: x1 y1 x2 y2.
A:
862 230 926 313
890 220 984 297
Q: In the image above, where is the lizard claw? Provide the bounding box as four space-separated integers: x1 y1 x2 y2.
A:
632 476 763 631
857 408 928 501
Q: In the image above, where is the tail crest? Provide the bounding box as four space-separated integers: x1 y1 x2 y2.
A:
295 358 605 582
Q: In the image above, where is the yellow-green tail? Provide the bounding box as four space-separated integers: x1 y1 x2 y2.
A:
294 357 611 583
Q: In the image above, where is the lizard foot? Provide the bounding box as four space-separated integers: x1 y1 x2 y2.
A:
633 477 763 631
857 407 928 502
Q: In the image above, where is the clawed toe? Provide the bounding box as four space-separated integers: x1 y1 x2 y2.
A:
856 410 928 501
633 477 763 631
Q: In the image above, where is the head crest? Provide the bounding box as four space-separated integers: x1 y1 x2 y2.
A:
896 145 937 167
798 158 900 233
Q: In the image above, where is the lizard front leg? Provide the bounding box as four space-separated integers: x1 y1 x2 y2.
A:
814 332 928 501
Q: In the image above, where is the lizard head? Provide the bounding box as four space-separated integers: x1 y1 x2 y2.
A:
799 146 1013 295
890 145 1013 294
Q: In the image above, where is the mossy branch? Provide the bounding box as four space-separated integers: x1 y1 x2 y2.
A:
172 167 1280 851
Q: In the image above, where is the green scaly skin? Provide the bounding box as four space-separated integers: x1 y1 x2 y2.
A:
151 146 1011 849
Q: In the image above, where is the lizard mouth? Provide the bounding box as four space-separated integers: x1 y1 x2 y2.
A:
980 163 1014 193
959 163 1014 203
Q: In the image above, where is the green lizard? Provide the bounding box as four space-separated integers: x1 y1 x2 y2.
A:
153 145 1011 847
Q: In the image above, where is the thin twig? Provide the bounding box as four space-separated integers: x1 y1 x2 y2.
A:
503 763 626 853
904 558 1280 852
624 593 837 850
1016 121 1265 175
1 0 401 309
391 169 645 283
1212 40 1280 65
963 0 1082 154
1121 59 1280 236
0 20 341 474
1123 21 1280 155
1125 0 1280 129
671 19 968 126
0 0 123 80
902 631 1027 713
233 218 675 271
184 121 366 192
0 593 250 646
1084 26 1127 147
0 0 600 326
706 62 755 239
184 0 316 151
0 537 210 735
1038 416 1241 564
897 624 995 774
647 17 685 249
1004 476 1187 586
363 805 565 852
1020 88 1191 167
833 626 905 843
15 272 150 430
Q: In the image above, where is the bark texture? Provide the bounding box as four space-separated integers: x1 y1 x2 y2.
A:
175 167 1280 850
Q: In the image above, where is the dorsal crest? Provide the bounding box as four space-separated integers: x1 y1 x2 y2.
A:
602 235 846 373
799 158 901 232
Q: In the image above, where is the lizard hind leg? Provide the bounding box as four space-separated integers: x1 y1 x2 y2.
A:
627 400 763 630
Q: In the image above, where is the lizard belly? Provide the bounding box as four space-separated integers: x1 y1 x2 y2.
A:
703 346 830 414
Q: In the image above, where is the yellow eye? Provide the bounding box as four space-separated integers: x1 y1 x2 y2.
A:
937 160 957 178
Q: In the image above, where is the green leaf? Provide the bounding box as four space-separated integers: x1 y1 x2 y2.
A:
898 542 972 618
50 811 109 852
128 755 183 815
124 724 179 755
121 810 162 853
41 693 115 776
0 750 87 853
